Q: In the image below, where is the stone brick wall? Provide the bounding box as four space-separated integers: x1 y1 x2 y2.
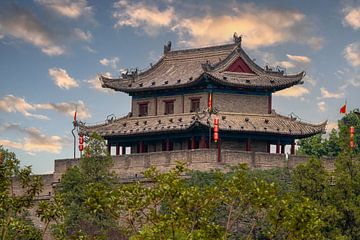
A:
49 150 333 186
213 93 269 114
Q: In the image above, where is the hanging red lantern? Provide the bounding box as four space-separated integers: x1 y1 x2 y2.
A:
214 118 219 142
350 126 355 149
79 135 84 152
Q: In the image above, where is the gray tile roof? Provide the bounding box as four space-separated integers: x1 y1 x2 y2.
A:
100 41 305 93
80 111 326 139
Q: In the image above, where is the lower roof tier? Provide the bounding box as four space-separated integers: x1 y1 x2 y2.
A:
79 111 326 139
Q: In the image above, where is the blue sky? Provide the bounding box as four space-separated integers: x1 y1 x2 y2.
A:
0 0 359 174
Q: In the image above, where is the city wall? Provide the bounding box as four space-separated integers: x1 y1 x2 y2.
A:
21 149 334 200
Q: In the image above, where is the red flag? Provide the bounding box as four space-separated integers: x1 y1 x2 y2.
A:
74 111 77 122
340 104 346 114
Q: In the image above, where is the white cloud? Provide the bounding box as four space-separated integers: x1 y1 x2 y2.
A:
73 28 92 42
172 4 322 49
35 0 92 19
286 54 311 64
0 123 65 154
278 61 295 69
343 6 360 30
99 57 119 69
0 139 22 149
35 100 91 119
112 2 322 49
319 87 344 99
113 0 174 36
344 42 360 67
337 67 360 89
0 95 48 120
0 95 91 120
274 85 309 97
0 5 65 56
48 68 79 89
317 101 326 112
83 45 96 53
85 73 114 94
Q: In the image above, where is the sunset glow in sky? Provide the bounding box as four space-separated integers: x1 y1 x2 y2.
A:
0 0 359 173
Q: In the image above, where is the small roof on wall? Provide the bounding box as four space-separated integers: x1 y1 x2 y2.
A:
100 35 305 94
79 111 326 139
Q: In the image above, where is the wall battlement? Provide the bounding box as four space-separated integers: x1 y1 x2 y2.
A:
19 149 334 200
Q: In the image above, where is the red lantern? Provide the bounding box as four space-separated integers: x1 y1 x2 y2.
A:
350 126 355 149
214 118 219 142
350 126 355 134
79 135 84 152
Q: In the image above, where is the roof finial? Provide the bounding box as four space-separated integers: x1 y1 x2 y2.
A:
233 32 242 45
164 41 172 54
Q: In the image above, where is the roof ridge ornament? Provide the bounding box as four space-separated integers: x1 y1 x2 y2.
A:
164 41 172 54
233 32 242 46
121 68 138 80
201 60 214 71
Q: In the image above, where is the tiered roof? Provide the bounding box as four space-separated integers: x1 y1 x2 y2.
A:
100 38 305 93
80 111 326 139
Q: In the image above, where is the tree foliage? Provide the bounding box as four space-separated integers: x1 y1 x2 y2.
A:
298 111 360 157
0 146 42 240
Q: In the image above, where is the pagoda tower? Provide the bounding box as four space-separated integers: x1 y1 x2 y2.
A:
80 35 326 157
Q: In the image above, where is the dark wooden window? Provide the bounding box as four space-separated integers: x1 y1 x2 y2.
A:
190 98 200 112
138 103 148 116
164 100 174 115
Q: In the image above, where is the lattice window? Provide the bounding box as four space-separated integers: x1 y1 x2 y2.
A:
164 100 174 115
138 103 148 116
190 98 200 112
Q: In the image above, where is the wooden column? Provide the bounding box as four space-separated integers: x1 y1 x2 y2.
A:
166 139 170 151
291 142 296 155
182 95 185 113
116 144 120 156
200 136 206 148
276 141 280 154
155 97 158 115
281 144 285 154
217 138 221 162
107 144 111 155
268 95 272 114
267 143 271 153
122 146 126 155
191 136 195 150
246 138 251 151
139 141 144 153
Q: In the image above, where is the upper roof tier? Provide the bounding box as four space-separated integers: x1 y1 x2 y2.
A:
100 36 305 94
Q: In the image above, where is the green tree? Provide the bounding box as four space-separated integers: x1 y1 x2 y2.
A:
0 146 42 240
297 134 329 158
298 110 360 157
49 134 124 239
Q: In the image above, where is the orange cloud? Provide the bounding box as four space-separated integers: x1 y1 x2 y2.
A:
274 85 309 97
